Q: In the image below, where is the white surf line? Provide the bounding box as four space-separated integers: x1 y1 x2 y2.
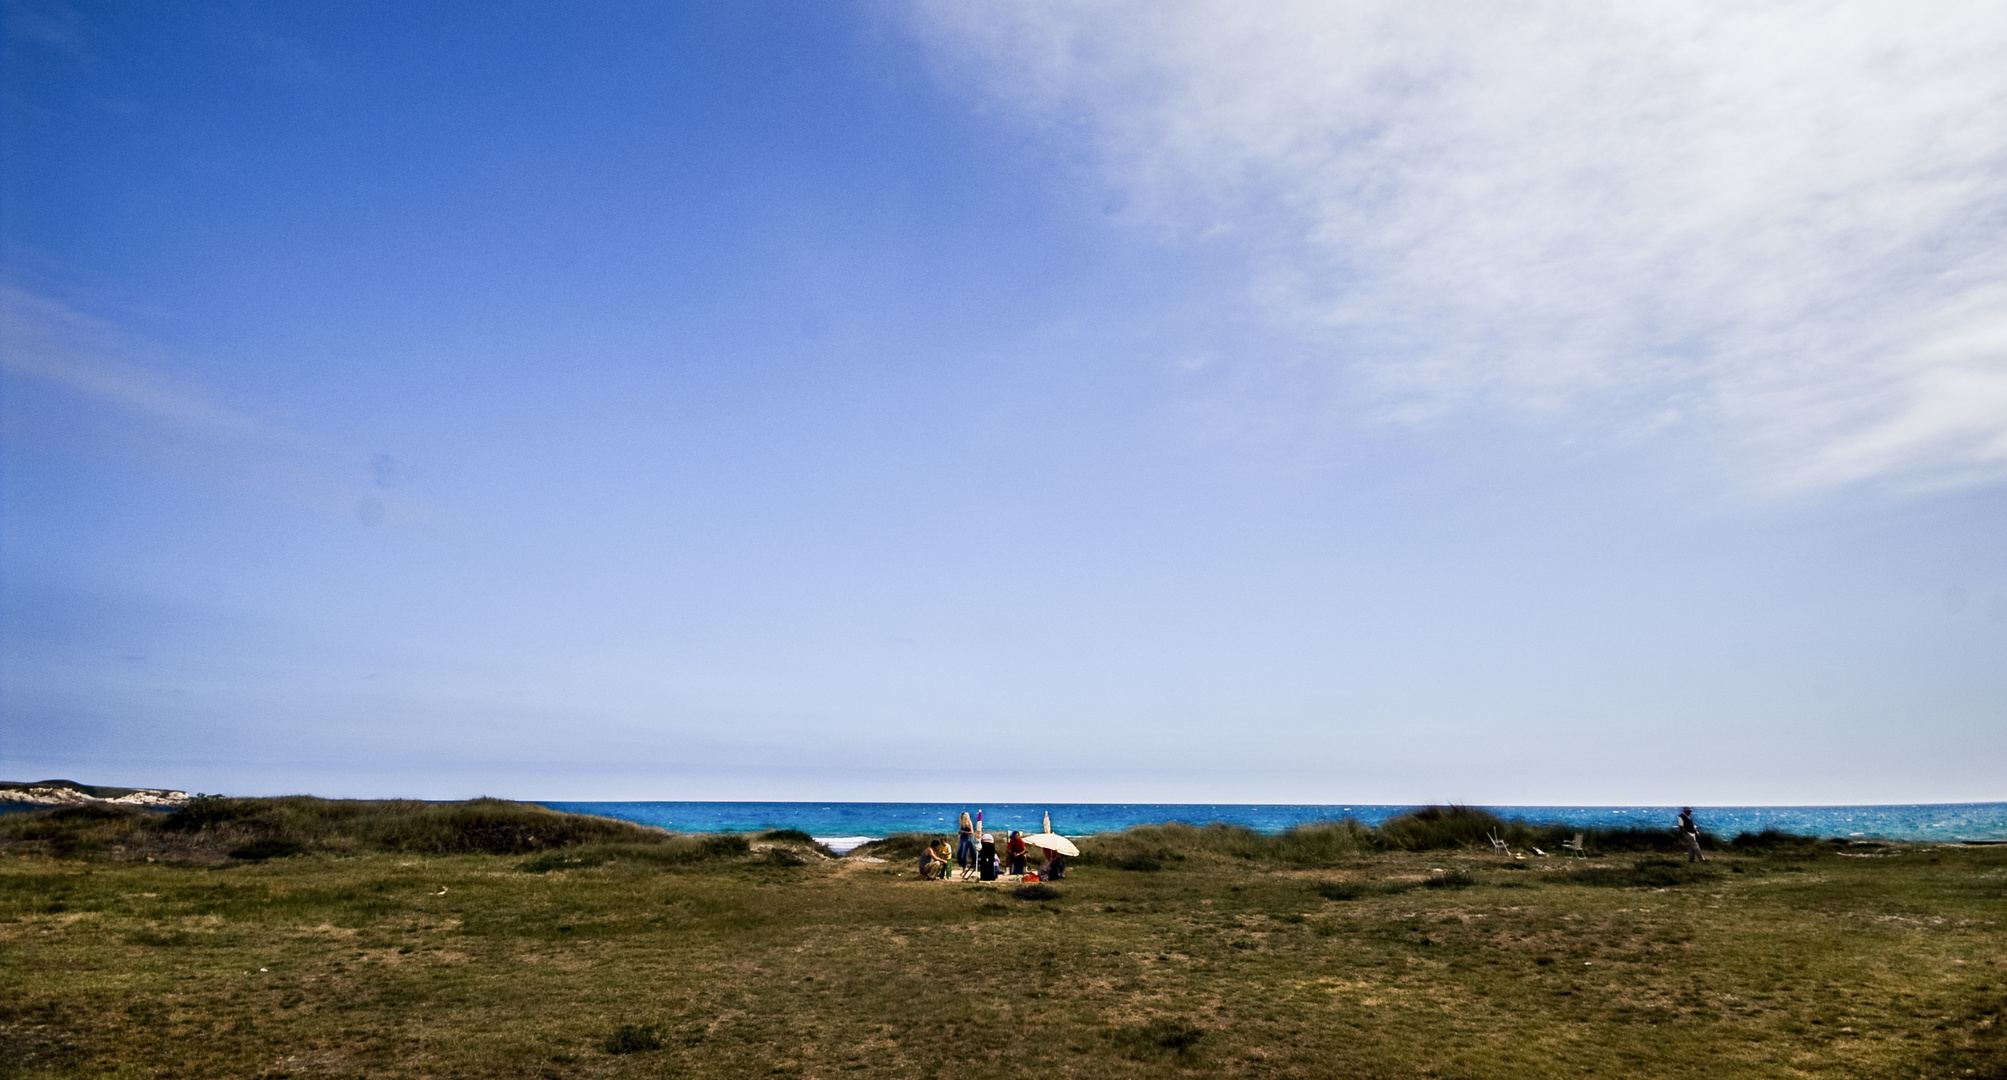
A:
814 836 877 855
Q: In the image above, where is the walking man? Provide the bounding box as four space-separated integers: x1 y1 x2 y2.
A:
1677 806 1705 863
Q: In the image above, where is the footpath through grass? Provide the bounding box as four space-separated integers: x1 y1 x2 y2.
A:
2 803 2003 1079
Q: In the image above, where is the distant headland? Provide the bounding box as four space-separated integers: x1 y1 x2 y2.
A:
0 779 190 809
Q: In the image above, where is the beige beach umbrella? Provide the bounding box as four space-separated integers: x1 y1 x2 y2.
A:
1021 811 1079 857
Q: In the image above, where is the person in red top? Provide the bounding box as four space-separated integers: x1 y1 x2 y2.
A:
1006 830 1028 876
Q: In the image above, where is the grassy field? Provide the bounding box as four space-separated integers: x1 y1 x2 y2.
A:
2 801 2002 1079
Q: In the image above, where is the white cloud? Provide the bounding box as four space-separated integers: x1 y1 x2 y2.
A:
1 286 410 520
913 1 2007 492
0 285 264 438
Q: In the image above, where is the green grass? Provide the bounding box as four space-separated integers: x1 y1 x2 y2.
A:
849 832 933 861
0 796 690 862
2 801 2003 1078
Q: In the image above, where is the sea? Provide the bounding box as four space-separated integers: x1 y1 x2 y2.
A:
539 801 2007 854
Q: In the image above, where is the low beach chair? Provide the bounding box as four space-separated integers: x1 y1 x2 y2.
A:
1561 833 1586 857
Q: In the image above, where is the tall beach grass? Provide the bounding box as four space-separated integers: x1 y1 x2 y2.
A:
0 796 1836 868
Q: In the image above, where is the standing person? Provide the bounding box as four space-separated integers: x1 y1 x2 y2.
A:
955 811 978 874
1006 830 1028 876
1677 807 1705 863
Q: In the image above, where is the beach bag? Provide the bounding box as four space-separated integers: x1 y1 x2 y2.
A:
1022 872 1039 882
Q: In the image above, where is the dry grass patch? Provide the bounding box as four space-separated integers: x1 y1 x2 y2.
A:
2 819 2004 1078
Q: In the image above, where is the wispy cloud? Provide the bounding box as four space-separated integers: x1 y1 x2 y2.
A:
1 286 410 523
0 286 265 439
3 0 88 57
914 1 2007 493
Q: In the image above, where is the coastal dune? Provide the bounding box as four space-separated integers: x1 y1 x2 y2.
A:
4 794 2003 1077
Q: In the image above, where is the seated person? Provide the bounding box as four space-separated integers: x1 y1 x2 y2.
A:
978 834 999 880
1006 831 1028 876
918 837 948 879
1041 849 1067 881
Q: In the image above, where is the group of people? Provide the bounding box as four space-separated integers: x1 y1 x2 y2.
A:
917 813 1067 881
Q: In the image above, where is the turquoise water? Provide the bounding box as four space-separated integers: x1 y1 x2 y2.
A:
541 800 2007 853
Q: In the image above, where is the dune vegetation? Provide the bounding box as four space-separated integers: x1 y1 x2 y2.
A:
2 798 2002 1078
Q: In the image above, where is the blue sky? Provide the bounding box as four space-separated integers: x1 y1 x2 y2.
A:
3 1 2003 805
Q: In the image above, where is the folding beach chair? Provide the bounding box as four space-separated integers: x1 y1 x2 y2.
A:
1561 833 1586 857
1487 829 1512 857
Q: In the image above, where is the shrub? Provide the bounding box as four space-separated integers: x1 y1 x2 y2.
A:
1108 847 1170 872
1076 819 1369 869
42 804 145 823
1014 883 1060 901
1558 858 1712 889
847 833 932 861
517 850 612 874
1729 829 1824 851
1575 826 1703 854
698 834 751 858
1115 1018 1205 1059
1312 882 1364 901
0 803 152 857
162 795 258 831
125 930 194 947
1423 869 1477 889
366 798 643 855
12 795 686 863
757 829 835 857
1628 860 1690 888
228 839 304 861
1268 819 1376 864
1074 826 1213 867
1371 806 1726 856
518 836 765 873
604 1024 662 1054
1375 806 1508 851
